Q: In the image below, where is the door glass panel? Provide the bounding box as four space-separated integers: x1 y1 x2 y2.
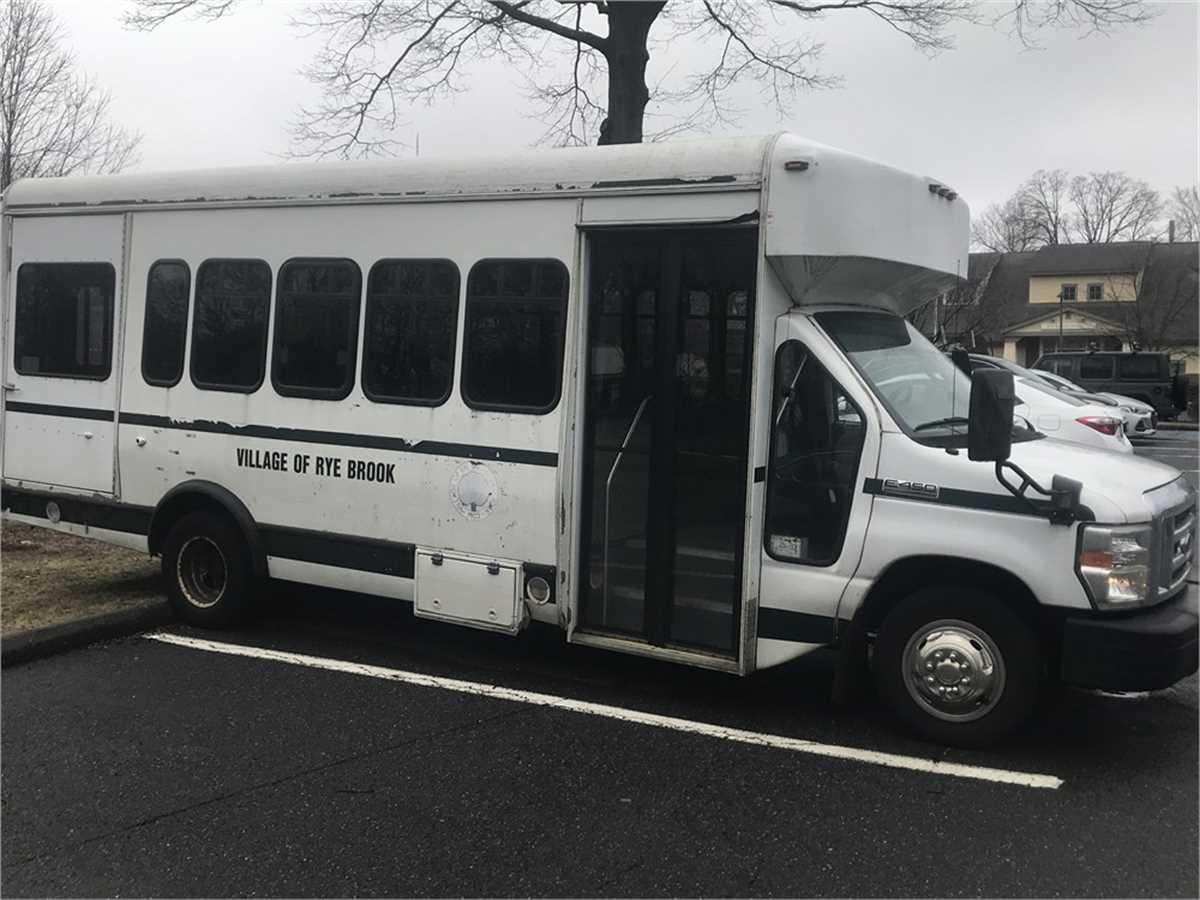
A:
667 241 755 651
579 232 755 655
581 240 660 636
766 341 865 566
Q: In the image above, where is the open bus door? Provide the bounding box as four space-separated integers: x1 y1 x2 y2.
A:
572 228 758 663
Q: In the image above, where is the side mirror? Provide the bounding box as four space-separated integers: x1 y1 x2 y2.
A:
968 369 1014 462
950 348 971 376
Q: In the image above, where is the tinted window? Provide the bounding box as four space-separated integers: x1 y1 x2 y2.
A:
142 260 191 387
766 340 865 566
463 259 567 412
1079 356 1114 380
14 262 114 378
363 260 459 405
272 259 361 399
191 259 271 391
1118 355 1165 380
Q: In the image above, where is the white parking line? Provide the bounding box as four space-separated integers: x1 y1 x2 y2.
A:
145 632 1064 791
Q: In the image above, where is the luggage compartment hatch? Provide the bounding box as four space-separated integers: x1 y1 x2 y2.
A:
414 550 520 634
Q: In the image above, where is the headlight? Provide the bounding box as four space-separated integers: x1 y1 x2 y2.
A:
1077 524 1154 608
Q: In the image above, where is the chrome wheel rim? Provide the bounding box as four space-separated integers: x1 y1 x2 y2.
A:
902 618 1006 723
177 536 228 609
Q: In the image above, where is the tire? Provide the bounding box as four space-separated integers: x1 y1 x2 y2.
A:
874 586 1041 747
161 510 252 628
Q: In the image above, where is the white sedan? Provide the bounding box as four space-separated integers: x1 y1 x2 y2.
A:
1014 377 1133 454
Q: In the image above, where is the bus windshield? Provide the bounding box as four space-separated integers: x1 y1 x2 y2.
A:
815 311 1034 445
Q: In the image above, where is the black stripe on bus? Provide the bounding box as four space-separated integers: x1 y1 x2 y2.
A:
863 477 1068 518
5 400 115 421
756 607 837 644
260 524 415 579
5 402 558 467
1 486 152 535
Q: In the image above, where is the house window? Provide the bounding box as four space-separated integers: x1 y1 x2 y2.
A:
1060 284 1077 302
1087 283 1103 301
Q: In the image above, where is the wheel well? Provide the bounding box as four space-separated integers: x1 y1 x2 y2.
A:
854 556 1041 635
148 482 267 576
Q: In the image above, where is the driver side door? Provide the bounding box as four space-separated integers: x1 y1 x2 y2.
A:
755 313 879 668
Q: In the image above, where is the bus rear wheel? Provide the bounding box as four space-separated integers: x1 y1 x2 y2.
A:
875 586 1041 747
162 510 252 628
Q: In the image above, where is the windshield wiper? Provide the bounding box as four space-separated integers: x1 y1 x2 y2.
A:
913 416 969 433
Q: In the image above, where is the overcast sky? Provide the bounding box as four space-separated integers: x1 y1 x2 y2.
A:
49 0 1198 217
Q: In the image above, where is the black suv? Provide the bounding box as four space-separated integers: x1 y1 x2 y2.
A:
1032 351 1178 418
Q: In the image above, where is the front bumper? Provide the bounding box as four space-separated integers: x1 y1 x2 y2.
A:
1059 582 1198 691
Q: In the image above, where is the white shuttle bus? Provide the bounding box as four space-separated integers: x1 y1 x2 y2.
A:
2 134 1195 745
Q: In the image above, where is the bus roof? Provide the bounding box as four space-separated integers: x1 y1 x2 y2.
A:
3 134 778 212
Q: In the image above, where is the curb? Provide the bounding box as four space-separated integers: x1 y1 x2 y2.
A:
1158 421 1199 432
1 602 175 669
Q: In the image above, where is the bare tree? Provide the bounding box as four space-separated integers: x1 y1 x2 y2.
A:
1108 243 1198 351
971 196 1038 252
1015 168 1071 246
1068 170 1163 243
1168 185 1200 242
124 0 1152 158
1 0 141 191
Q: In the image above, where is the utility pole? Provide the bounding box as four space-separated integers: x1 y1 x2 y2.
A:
1057 289 1064 352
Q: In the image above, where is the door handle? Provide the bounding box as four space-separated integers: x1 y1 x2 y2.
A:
81 431 94 440
2 383 17 393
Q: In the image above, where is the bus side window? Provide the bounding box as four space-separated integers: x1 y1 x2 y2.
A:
462 259 568 414
362 260 459 406
142 260 191 387
765 340 865 566
191 259 272 393
14 262 115 379
272 258 362 400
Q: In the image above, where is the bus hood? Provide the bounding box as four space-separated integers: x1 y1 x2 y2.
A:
1007 437 1189 524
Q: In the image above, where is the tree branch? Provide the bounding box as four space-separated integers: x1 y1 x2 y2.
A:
487 0 607 51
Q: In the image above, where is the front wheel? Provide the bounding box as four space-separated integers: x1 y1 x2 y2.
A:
162 510 252 628
875 587 1041 747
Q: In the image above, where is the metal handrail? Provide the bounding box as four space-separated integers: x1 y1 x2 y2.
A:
602 394 652 622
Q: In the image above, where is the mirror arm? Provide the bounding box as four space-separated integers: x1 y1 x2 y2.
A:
993 461 1083 525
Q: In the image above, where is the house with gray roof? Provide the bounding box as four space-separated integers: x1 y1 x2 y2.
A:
933 240 1198 375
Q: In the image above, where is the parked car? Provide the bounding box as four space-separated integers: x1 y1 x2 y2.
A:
1033 350 1178 419
1012 377 1133 454
1034 369 1157 438
955 355 1123 453
966 354 1155 439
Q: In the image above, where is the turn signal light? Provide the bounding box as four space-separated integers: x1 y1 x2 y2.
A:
1076 416 1121 436
1079 550 1113 568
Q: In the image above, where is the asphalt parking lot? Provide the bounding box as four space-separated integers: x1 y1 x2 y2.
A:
2 430 1197 898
